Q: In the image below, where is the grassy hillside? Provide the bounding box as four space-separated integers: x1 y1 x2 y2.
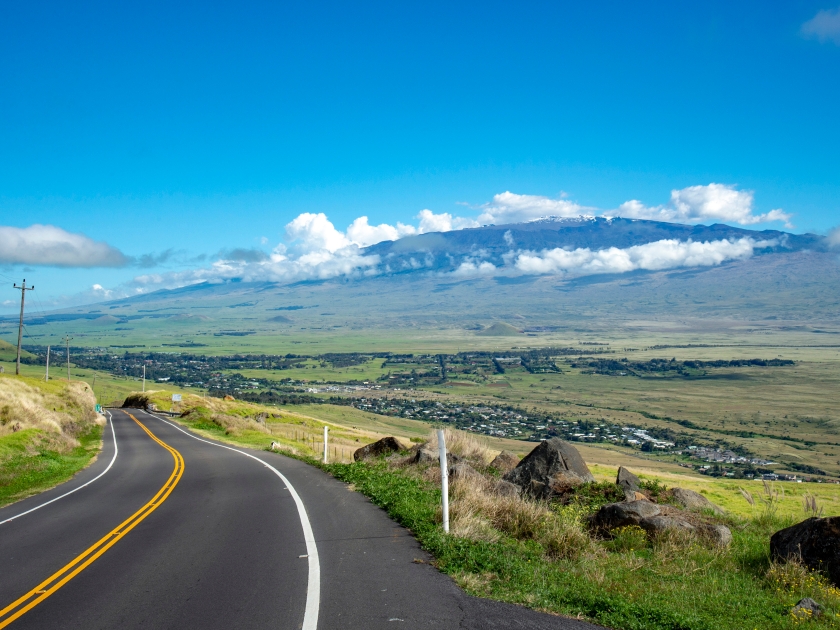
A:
0 374 102 507
131 390 840 629
127 391 840 520
0 339 33 363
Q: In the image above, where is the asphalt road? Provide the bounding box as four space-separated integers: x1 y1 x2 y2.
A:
0 408 602 629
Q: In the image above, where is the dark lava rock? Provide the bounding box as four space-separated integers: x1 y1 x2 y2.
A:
701 524 733 547
489 450 520 474
590 500 661 532
449 462 481 481
616 466 641 498
353 437 404 461
671 488 723 514
494 480 521 498
771 517 840 586
792 597 822 620
639 515 695 535
504 438 595 497
411 446 459 467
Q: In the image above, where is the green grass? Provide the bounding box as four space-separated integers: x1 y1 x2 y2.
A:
0 424 103 508
317 459 840 630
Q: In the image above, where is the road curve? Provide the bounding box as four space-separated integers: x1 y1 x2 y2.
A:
0 408 601 629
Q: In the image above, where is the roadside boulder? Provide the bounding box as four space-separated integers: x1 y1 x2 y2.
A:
547 470 588 494
590 500 661 532
616 467 641 499
702 524 733 547
410 445 459 467
494 480 520 498
504 438 595 497
353 437 404 461
640 515 695 535
449 462 481 481
792 598 822 620
771 517 840 586
671 488 723 514
489 450 520 474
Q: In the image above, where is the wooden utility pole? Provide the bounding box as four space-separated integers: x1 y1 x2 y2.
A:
45 345 50 381
12 280 34 375
63 336 74 381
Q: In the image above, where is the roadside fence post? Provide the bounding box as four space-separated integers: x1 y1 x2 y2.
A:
323 426 328 464
437 429 449 533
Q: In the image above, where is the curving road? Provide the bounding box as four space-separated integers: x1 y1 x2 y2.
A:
0 408 600 629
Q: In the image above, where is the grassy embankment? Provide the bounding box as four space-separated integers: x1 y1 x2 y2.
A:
129 390 840 629
0 373 103 508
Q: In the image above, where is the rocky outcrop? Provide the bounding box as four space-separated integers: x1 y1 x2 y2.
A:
771 517 840 586
671 488 723 514
504 438 595 498
590 499 661 531
494 480 520 498
410 445 459 467
353 437 404 461
616 467 641 499
591 499 732 546
449 462 481 481
640 515 695 535
792 598 822 620
489 450 519 474
703 524 733 547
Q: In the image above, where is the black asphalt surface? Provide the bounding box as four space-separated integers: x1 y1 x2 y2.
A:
0 408 602 629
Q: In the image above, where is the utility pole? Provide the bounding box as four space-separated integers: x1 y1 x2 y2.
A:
12 280 34 375
63 336 73 381
142 365 146 392
45 345 50 381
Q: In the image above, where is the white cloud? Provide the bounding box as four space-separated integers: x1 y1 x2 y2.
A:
477 192 589 225
802 6 840 45
828 226 840 248
86 182 796 300
284 212 351 253
452 260 497 277
606 183 794 228
0 224 128 267
417 209 479 233
514 237 772 277
346 216 417 247
91 284 113 298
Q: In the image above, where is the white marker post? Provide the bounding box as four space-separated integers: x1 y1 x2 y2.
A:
323 426 329 464
437 429 449 533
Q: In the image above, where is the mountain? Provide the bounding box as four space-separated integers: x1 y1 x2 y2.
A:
3 218 838 341
364 217 824 274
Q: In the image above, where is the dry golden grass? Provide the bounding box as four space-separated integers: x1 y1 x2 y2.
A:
401 427 600 561
426 427 493 464
0 376 100 453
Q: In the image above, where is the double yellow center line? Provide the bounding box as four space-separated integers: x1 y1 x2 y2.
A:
0 413 184 629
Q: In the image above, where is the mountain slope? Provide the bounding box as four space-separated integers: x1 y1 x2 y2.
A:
3 219 837 337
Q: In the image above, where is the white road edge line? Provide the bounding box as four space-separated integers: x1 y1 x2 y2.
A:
148 412 320 630
0 411 119 527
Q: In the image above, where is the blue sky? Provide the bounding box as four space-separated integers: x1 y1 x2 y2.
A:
1 1 839 310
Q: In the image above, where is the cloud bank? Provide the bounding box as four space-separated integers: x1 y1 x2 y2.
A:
0 224 128 267
66 182 797 301
605 184 793 228
513 237 774 277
